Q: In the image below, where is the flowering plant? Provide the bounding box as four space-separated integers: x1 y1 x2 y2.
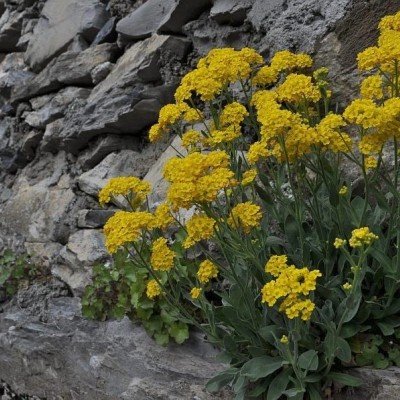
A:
89 11 400 399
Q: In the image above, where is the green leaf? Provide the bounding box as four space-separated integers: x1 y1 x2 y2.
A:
267 368 292 400
327 372 362 387
336 337 352 363
169 322 189 344
241 356 283 381
154 332 170 346
206 369 237 393
298 350 318 371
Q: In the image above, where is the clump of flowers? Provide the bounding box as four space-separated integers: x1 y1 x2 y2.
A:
89 11 400 399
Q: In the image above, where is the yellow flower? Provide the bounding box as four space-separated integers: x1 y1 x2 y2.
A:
220 102 248 128
190 287 202 299
164 151 236 210
241 169 257 186
357 46 384 71
207 125 241 146
150 238 175 271
183 214 216 248
360 75 384 100
364 156 378 170
99 176 150 207
280 335 289 344
334 238 347 248
342 282 353 291
103 211 155 254
252 66 279 86
148 123 165 143
343 99 383 129
349 227 379 248
270 50 313 72
248 141 269 164
182 129 202 150
339 186 348 196
197 260 218 284
153 203 175 230
146 279 162 299
228 202 262 233
265 255 288 277
277 73 321 103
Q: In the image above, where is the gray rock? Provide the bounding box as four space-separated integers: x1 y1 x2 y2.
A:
67 34 89 53
25 0 110 72
91 61 114 85
0 9 26 52
13 43 118 102
77 209 114 228
24 87 91 129
40 118 65 153
56 35 189 152
116 0 211 41
65 229 109 265
77 150 145 197
92 16 117 45
79 134 140 170
210 0 254 25
144 135 185 206
0 285 226 399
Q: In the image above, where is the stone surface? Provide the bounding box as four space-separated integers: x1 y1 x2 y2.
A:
24 0 110 72
55 34 190 152
24 87 91 128
0 9 28 52
0 283 227 400
91 61 114 85
77 150 146 197
77 209 114 228
210 0 253 25
116 0 211 41
13 43 118 101
92 16 117 45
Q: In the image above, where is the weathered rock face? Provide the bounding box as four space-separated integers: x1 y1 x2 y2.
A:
0 281 229 400
1 0 400 398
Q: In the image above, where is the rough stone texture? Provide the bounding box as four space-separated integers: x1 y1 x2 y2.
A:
210 0 253 25
0 283 228 400
0 0 400 398
13 43 119 101
24 0 110 72
116 0 211 41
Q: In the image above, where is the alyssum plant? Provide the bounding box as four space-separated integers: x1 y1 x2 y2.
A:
88 10 400 399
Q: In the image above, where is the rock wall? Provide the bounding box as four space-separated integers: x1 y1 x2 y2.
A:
1 0 400 399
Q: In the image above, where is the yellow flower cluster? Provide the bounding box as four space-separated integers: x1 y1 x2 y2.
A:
183 214 216 248
146 279 162 299
181 129 202 151
265 255 288 277
103 211 155 254
360 75 384 100
149 102 201 142
358 12 400 71
190 287 202 299
333 238 347 248
163 151 236 210
339 186 348 196
227 202 262 233
175 48 263 103
197 260 219 284
277 73 321 103
349 227 379 248
99 177 150 207
261 257 322 321
241 169 257 186
150 238 175 271
153 203 175 230
220 102 249 128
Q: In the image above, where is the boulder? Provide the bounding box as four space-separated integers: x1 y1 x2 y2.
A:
210 0 254 25
0 284 227 399
77 209 114 228
55 35 189 152
116 0 211 41
13 43 119 102
91 61 114 85
0 8 28 52
92 16 117 45
77 150 146 197
24 0 110 72
24 87 91 129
